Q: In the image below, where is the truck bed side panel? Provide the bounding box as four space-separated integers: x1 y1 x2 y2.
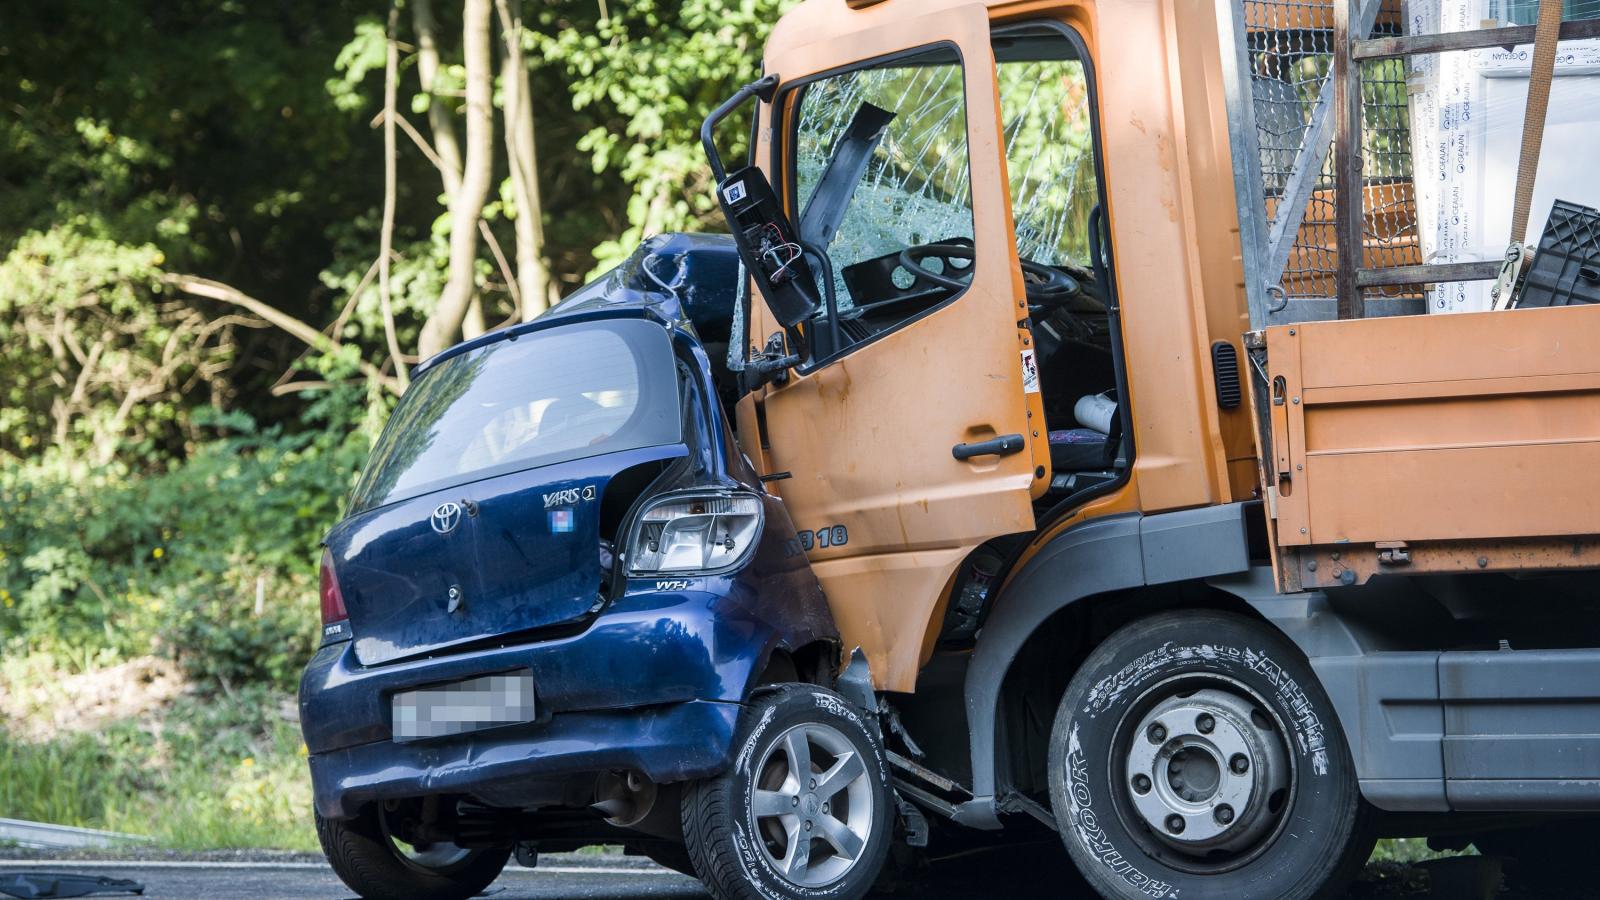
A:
1264 304 1600 548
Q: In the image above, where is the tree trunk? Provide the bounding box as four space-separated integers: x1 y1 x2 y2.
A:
379 5 409 390
495 0 551 320
418 0 494 359
463 296 486 338
412 0 462 199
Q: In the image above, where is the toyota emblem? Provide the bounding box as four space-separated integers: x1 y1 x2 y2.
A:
431 501 463 534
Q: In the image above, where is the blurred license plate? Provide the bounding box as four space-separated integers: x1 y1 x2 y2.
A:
392 671 536 742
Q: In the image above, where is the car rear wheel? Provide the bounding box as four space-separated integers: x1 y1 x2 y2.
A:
1048 610 1372 900
315 804 510 900
682 684 893 900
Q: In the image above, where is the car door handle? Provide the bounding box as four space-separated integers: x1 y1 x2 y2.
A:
952 434 1026 461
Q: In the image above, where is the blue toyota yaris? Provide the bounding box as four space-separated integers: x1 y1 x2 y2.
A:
300 234 893 900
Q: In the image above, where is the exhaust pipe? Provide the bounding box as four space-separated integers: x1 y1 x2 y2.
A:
591 770 682 839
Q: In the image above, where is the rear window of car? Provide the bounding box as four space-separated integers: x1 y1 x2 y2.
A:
350 318 682 513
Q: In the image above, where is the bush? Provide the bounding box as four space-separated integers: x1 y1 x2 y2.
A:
0 387 372 691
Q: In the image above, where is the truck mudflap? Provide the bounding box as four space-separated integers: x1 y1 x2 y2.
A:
1248 303 1600 591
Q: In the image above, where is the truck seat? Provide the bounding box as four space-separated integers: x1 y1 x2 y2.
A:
1048 428 1111 470
1048 392 1122 471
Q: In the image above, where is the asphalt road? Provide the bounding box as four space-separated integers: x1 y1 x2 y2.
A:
0 849 1551 900
0 847 1097 900
0 860 704 899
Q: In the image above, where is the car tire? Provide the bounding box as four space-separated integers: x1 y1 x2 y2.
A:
315 805 510 900
1048 610 1372 900
682 684 893 900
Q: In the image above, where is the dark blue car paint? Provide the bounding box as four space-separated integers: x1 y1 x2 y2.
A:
310 700 741 820
331 444 690 667
300 235 836 821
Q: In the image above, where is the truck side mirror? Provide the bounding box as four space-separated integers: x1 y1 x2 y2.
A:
715 168 821 328
702 75 822 330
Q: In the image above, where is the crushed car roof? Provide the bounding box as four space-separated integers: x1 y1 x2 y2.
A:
413 232 739 379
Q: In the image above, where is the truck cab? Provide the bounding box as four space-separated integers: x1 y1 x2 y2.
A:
710 0 1600 897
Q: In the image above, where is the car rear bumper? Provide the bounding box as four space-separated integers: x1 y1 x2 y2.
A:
299 584 789 820
301 585 763 753
307 698 739 820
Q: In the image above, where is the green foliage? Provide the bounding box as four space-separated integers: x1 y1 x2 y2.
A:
0 0 811 852
1 0 791 462
0 0 805 847
0 0 381 462
1370 837 1470 864
0 227 203 462
0 384 371 690
535 0 796 272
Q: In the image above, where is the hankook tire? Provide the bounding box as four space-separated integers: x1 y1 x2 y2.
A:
1048 610 1372 900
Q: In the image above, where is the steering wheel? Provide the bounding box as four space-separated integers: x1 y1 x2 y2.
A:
898 242 1081 305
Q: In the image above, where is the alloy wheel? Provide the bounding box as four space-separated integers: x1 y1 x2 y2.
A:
751 722 875 887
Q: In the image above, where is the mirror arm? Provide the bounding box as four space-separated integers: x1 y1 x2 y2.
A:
751 353 802 385
742 331 801 392
800 241 842 356
702 73 781 182
705 73 821 332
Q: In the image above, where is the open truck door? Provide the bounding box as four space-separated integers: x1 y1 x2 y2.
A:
711 0 1047 691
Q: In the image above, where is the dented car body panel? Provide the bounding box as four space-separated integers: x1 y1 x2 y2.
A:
300 235 835 821
331 443 689 667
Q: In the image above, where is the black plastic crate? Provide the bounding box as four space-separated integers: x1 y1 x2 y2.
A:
1516 199 1600 308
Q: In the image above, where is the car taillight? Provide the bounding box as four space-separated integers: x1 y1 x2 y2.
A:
626 492 764 575
319 548 348 625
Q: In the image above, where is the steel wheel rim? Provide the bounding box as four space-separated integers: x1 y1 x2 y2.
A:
751 722 874 887
1109 673 1295 875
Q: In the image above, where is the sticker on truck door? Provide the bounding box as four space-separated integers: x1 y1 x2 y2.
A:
1021 348 1041 393
791 525 849 556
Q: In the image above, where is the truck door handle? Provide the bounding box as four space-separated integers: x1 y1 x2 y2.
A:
952 434 1026 461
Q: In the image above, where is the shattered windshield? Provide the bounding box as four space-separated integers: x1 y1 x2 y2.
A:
997 49 1097 267
791 45 971 311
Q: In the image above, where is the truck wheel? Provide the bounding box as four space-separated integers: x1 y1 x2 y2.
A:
315 805 510 900
682 685 892 900
1048 610 1371 900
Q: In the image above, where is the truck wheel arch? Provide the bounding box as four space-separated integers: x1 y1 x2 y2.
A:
958 505 1258 825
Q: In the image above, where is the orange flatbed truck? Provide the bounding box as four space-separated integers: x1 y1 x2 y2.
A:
699 0 1600 896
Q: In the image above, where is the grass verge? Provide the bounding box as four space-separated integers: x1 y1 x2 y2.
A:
1 663 315 851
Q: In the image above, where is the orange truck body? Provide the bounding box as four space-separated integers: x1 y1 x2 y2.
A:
735 0 1600 689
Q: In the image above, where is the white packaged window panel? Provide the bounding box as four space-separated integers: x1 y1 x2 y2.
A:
1406 0 1600 312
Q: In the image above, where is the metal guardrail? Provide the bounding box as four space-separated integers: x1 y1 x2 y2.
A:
0 818 151 850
